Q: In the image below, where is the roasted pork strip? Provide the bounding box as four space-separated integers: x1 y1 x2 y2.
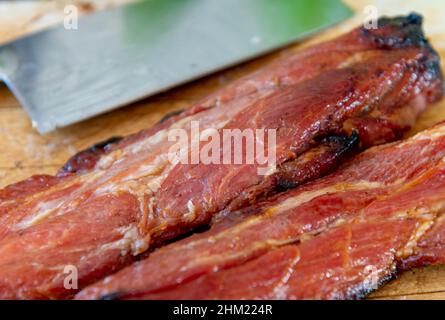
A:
0 14 443 299
77 122 445 300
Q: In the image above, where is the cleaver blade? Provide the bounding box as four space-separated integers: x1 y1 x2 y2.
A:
0 0 352 133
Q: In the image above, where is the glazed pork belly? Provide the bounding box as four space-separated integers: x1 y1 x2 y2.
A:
0 14 442 299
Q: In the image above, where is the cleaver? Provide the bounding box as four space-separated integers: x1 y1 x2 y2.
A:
0 0 352 133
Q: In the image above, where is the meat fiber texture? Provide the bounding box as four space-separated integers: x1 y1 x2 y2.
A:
0 14 443 299
77 121 445 300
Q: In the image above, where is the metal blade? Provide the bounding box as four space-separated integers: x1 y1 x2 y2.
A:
0 0 352 133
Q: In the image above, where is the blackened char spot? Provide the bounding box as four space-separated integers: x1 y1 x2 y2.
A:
157 109 185 125
342 268 397 300
378 12 422 28
322 130 359 154
276 131 359 192
99 291 126 300
58 136 122 175
361 13 428 49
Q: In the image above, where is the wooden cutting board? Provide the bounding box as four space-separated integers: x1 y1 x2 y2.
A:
1 0 445 300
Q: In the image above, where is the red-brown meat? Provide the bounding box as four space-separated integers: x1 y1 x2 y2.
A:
77 122 445 300
0 14 443 299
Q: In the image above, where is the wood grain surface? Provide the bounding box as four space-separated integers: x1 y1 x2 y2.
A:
1 0 445 300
